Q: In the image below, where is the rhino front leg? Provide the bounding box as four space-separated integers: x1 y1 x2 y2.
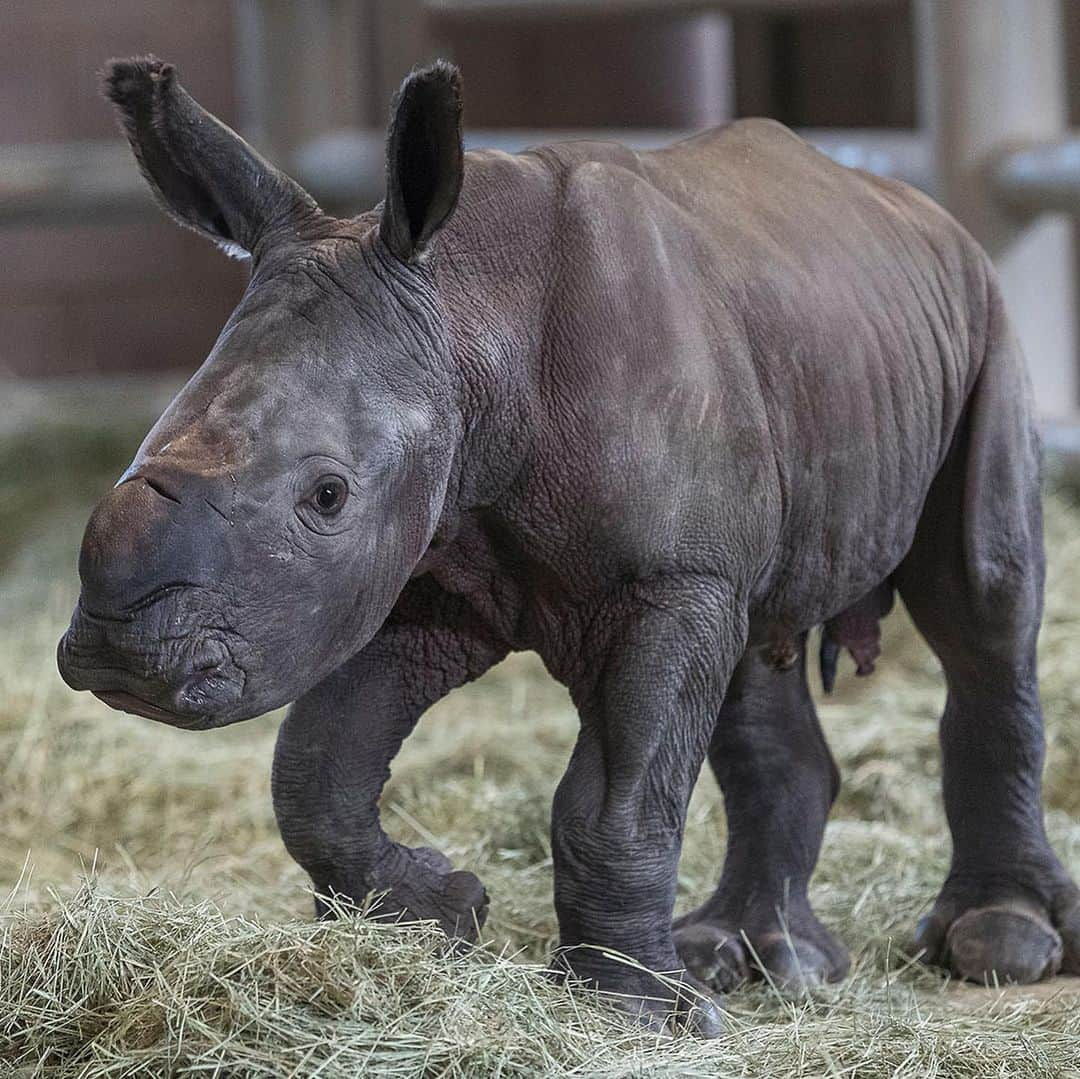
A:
271 583 507 938
551 578 747 1037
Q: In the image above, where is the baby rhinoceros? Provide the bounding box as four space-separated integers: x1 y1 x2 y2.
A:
58 56 1080 1035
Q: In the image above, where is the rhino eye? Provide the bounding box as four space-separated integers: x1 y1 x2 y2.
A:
311 476 348 515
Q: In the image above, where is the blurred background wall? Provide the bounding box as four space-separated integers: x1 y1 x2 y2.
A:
1 2 244 377
3 0 1080 428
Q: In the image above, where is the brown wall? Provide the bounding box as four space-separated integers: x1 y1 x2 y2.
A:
0 0 940 379
434 11 733 129
436 2 915 132
0 1 247 377
741 3 915 128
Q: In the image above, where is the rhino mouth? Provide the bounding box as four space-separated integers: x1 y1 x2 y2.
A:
57 592 249 730
93 688 212 728
60 651 243 730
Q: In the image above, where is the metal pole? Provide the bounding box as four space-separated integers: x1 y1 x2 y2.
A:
232 0 371 161
919 0 1077 417
994 136 1080 218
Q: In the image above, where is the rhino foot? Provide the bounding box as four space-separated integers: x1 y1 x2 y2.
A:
605 976 725 1039
373 845 489 940
553 946 725 1039
915 877 1080 984
317 844 489 940
673 911 849 996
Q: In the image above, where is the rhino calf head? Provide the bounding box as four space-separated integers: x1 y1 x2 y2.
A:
58 58 467 728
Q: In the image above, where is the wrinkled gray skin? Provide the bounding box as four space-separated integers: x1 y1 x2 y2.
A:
58 57 1080 1035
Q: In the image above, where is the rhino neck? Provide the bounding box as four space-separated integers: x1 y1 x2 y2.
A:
431 147 561 514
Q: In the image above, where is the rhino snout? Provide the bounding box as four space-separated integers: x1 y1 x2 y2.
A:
57 598 247 729
58 471 249 728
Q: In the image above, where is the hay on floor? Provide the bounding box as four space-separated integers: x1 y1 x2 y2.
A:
3 391 1080 1076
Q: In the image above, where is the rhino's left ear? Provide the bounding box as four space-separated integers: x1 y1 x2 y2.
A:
380 62 464 263
104 56 318 259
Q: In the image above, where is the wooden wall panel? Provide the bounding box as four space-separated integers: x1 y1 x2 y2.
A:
0 1 246 377
432 11 733 129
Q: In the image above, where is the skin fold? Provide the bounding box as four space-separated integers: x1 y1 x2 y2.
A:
57 57 1080 1036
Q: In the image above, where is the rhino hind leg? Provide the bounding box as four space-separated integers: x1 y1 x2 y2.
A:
893 310 1080 984
674 637 849 994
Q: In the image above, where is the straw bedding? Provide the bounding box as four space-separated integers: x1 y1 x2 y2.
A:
3 391 1080 1076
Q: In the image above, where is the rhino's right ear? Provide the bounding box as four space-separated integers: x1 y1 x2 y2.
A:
104 56 318 259
380 62 464 263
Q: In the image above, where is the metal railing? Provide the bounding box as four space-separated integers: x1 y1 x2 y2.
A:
0 127 936 225
3 0 1079 418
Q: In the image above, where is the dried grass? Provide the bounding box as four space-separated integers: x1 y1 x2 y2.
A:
3 387 1080 1076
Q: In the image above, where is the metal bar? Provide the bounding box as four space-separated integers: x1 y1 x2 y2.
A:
0 141 156 225
994 136 1080 218
1043 415 1080 463
425 0 895 16
919 0 1077 418
24 125 1080 229
230 0 372 161
11 127 1080 234
0 127 937 224
800 128 933 191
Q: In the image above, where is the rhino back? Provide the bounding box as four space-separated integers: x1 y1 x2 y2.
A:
436 122 997 649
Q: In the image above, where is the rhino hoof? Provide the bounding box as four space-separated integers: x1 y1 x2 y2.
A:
941 905 1063 984
437 869 489 940
606 977 725 1039
674 918 848 996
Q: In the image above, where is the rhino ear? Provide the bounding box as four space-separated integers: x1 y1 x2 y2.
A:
380 62 464 263
104 56 318 259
